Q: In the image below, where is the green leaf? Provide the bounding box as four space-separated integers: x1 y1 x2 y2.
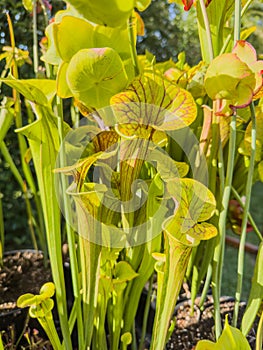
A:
67 48 128 109
17 293 36 308
196 315 250 350
65 0 135 27
114 261 138 282
165 178 217 244
22 0 33 12
0 76 56 105
204 53 256 115
111 73 197 130
135 0 151 11
57 62 72 98
53 17 94 62
151 148 189 179
29 299 54 318
241 26 257 41
16 105 69 326
40 282 55 299
241 242 263 336
167 178 216 222
0 97 14 147
196 0 235 60
41 23 62 66
93 25 131 59
121 332 132 346
232 41 263 95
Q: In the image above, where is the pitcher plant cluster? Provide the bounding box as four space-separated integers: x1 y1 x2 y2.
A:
1 0 263 349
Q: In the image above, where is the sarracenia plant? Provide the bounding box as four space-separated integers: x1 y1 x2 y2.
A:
1 0 263 349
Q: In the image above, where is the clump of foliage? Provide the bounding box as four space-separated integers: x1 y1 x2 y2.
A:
0 0 263 349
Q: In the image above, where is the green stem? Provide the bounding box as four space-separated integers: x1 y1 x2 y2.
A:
131 321 137 350
234 0 241 43
32 0 39 76
213 111 237 339
231 186 263 242
199 0 214 62
128 15 139 76
138 274 154 350
38 316 63 350
220 0 254 54
15 312 30 348
256 308 263 350
39 0 50 27
199 263 212 309
55 96 84 348
208 102 220 193
233 103 256 327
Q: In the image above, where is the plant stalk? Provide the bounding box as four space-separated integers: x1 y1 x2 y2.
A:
231 186 263 242
55 96 84 348
32 0 39 76
256 307 263 350
128 15 140 76
212 110 237 339
234 0 241 43
233 103 256 327
138 274 154 350
199 0 214 62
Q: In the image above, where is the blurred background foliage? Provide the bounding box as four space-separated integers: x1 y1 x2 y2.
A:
0 0 262 250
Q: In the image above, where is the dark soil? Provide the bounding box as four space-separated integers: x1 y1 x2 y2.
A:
166 296 259 350
0 253 259 349
0 250 52 349
0 250 51 313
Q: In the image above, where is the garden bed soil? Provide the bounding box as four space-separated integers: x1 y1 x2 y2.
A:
0 254 259 349
165 296 258 350
0 250 52 348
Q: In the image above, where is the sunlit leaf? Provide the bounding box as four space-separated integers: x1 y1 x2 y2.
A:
17 293 36 308
196 315 250 350
22 0 33 12
204 53 256 115
0 97 14 147
1 46 32 67
241 26 257 41
187 61 208 98
167 178 216 222
0 76 56 105
121 332 132 346
111 73 197 130
114 261 138 282
66 0 135 27
150 148 189 179
185 222 218 241
53 16 94 62
29 299 54 318
232 40 263 95
39 282 55 299
241 242 263 336
165 178 217 243
67 48 128 109
92 130 119 153
196 0 235 60
41 23 61 65
134 12 145 36
57 62 72 98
